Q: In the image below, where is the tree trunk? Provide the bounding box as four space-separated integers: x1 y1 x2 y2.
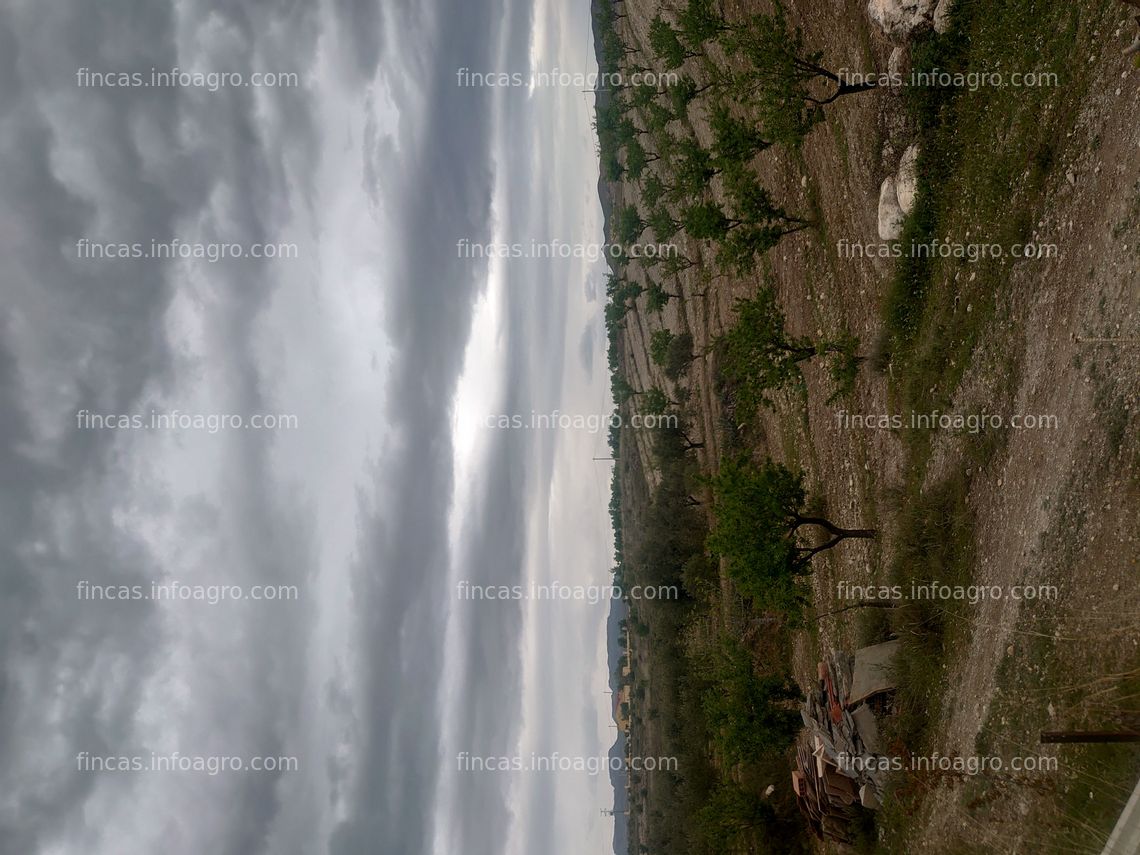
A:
779 344 816 363
808 80 878 106
793 514 876 540
778 222 813 237
796 536 846 559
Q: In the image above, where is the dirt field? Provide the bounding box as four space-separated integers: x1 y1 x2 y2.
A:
613 0 1139 850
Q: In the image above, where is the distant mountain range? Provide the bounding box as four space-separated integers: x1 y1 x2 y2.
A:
605 595 629 854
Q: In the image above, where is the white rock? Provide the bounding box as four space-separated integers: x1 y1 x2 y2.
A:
933 0 955 33
896 144 920 214
878 177 905 240
867 0 935 38
888 46 909 79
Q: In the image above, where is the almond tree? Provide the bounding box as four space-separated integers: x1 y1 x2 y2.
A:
649 16 701 69
724 10 878 146
708 454 875 615
717 288 862 417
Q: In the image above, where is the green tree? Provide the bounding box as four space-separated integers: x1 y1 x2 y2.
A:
661 252 698 276
612 374 636 405
717 224 801 275
707 454 804 613
681 202 737 241
681 552 718 600
598 30 628 76
667 73 713 118
722 163 805 228
677 0 731 47
648 208 680 243
673 139 721 197
700 635 802 762
593 96 625 141
650 329 676 368
646 280 678 313
651 128 682 165
708 454 875 614
600 144 624 182
718 288 863 413
615 204 646 246
642 385 674 415
673 162 810 269
654 419 704 456
629 82 659 110
615 116 646 147
718 288 808 414
623 137 659 181
710 102 773 164
642 174 667 208
605 272 643 306
663 331 696 380
723 10 878 146
649 16 699 69
643 101 676 135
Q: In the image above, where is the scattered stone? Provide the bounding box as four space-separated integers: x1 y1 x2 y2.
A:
933 0 954 33
896 144 920 214
866 0 936 38
888 46 910 78
878 177 905 240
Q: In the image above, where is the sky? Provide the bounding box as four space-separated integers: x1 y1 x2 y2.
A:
0 0 616 853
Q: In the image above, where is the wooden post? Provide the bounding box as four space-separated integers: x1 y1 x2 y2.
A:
1040 730 1140 744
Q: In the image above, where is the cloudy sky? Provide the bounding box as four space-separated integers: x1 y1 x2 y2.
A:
0 1 616 853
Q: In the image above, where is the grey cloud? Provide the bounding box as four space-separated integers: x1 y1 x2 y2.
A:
325 1 534 852
0 0 325 851
0 0 589 851
578 322 597 375
329 0 386 82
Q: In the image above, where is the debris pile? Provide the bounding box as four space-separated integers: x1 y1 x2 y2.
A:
792 640 900 844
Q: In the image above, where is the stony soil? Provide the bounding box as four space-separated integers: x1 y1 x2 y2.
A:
613 0 1140 850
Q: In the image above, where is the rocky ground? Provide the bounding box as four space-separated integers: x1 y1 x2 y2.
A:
614 0 1139 850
